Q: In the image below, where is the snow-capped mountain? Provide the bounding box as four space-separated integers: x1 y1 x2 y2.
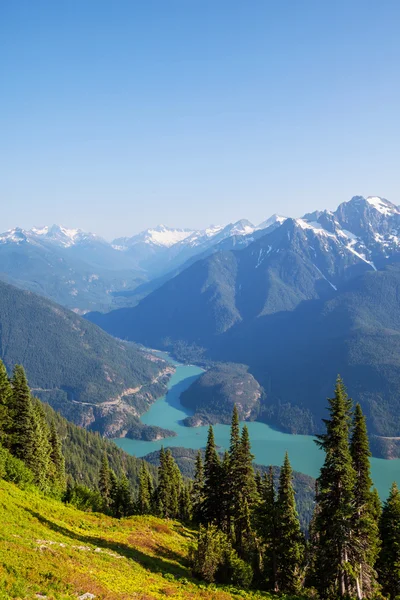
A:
113 224 196 250
0 224 105 248
2 195 400 312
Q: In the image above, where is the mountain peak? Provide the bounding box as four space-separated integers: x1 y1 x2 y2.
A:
258 214 287 230
341 195 400 216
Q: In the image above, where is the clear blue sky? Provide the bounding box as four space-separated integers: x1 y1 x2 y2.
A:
1 0 400 238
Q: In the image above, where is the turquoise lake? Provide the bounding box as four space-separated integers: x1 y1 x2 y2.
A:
115 353 400 499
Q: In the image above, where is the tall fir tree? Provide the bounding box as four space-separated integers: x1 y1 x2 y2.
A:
258 467 278 591
9 365 36 467
234 425 258 550
370 487 382 522
377 482 400 599
350 403 380 598
114 473 133 518
179 482 193 522
191 451 205 524
109 469 119 517
99 452 111 510
138 460 153 515
275 453 304 594
31 402 52 491
49 420 66 494
156 448 182 518
227 405 241 533
220 450 232 534
314 376 357 598
0 360 12 445
203 426 222 525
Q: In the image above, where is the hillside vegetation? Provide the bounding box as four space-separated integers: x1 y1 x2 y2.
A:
0 479 272 600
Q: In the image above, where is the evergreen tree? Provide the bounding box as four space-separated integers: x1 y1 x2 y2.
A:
179 482 193 522
371 487 382 521
138 460 153 515
109 469 119 517
191 451 205 524
31 402 52 491
258 467 278 591
350 403 380 598
314 376 357 598
234 425 258 550
0 360 12 445
9 365 36 467
114 473 133 518
377 482 400 599
156 448 182 518
156 446 168 517
49 420 66 495
255 471 262 496
220 450 232 534
99 452 111 510
237 425 257 503
275 453 304 594
226 405 241 533
203 426 222 525
168 452 182 517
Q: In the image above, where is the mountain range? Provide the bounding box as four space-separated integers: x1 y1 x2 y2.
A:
0 217 283 311
87 195 400 442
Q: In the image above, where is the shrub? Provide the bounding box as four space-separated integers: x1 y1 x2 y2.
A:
63 482 103 512
0 445 34 487
190 524 253 588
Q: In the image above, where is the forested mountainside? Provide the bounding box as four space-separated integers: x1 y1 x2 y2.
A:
0 279 171 437
88 196 400 438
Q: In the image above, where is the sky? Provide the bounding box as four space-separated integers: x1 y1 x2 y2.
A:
1 0 400 239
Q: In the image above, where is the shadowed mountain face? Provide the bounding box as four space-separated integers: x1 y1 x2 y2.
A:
87 197 400 437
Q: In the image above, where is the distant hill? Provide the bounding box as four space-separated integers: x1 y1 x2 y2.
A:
180 363 262 425
0 279 171 437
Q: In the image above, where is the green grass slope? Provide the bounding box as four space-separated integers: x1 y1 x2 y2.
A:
0 480 273 600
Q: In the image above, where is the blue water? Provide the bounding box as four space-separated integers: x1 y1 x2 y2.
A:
115 352 400 500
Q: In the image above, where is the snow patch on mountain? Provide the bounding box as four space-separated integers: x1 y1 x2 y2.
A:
144 225 195 247
258 214 287 230
366 196 400 216
295 219 336 238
